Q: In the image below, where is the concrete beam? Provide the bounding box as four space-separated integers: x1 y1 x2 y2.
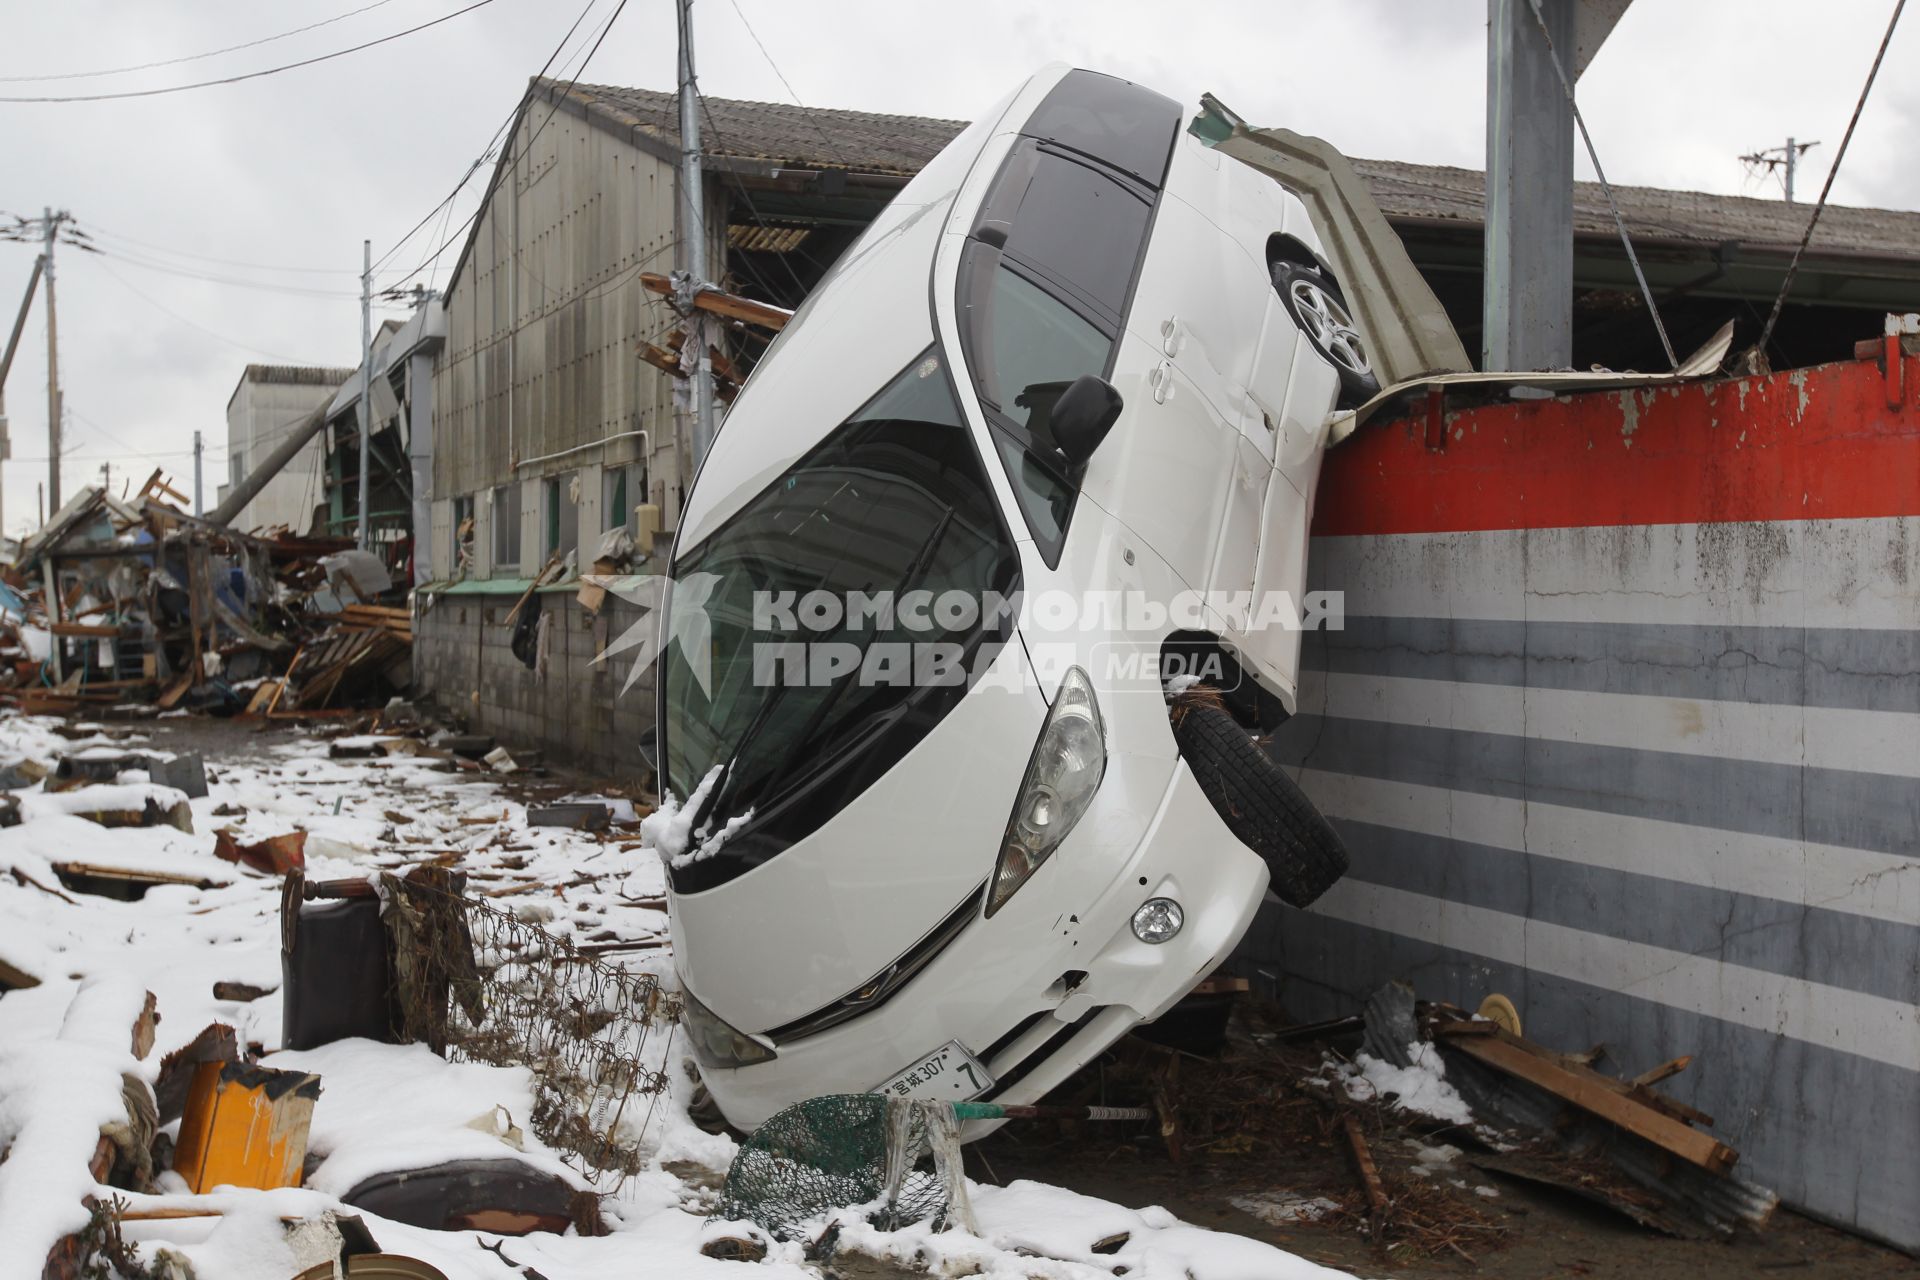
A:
1484 0 1576 371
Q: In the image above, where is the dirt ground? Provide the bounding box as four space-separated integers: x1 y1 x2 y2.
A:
113 715 1918 1279
967 1130 1912 1279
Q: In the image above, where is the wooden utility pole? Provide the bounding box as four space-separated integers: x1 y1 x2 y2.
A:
43 207 67 513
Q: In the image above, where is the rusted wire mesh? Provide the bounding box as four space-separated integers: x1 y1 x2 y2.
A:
384 868 679 1188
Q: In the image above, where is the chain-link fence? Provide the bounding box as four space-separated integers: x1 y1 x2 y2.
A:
380 868 679 1189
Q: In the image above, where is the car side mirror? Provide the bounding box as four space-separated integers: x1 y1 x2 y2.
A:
638 724 659 771
1051 374 1123 465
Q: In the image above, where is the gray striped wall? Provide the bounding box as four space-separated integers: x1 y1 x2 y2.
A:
1239 519 1920 1252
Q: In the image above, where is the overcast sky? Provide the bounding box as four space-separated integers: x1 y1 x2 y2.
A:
0 0 1912 537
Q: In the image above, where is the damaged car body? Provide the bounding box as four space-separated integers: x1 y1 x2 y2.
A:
656 65 1400 1132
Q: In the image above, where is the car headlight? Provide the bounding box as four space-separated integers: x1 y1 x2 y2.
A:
681 985 777 1069
986 666 1106 917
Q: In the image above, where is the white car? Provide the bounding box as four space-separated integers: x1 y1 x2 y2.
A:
654 66 1367 1132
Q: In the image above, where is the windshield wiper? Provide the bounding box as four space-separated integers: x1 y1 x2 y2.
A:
725 505 959 817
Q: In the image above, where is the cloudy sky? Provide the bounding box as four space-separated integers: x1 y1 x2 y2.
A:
0 0 1912 537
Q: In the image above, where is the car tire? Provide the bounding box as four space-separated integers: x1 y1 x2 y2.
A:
1171 701 1349 907
1271 260 1381 408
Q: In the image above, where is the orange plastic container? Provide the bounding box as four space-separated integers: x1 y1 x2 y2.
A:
172 1061 322 1193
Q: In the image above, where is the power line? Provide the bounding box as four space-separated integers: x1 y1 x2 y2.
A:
78 223 363 277
367 0 605 282
722 0 847 170
1756 0 1905 364
89 260 325 362
380 0 630 293
0 0 501 104
0 0 403 83
82 244 365 299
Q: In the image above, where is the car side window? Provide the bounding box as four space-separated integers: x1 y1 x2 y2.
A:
958 115 1166 567
998 148 1153 327
980 265 1111 451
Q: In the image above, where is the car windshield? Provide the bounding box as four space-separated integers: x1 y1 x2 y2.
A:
661 350 1020 843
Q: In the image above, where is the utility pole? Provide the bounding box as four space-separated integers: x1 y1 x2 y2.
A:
1740 138 1819 204
1 255 47 541
192 430 203 515
677 0 716 470
358 238 371 549
43 207 68 513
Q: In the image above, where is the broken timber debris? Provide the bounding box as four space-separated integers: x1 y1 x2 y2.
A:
0 479 415 719
173 1061 322 1194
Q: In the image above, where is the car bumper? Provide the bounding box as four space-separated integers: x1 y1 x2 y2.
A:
693 755 1270 1133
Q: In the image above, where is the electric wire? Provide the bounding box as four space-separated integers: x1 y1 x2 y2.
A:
1522 0 1676 369
0 0 403 83
722 0 848 170
76 224 364 277
88 261 321 362
379 0 630 293
1755 0 1906 364
0 0 501 104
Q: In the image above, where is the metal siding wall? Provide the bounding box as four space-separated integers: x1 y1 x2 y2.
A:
1243 355 1920 1251
433 100 681 520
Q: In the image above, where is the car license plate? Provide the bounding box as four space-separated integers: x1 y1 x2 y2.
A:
872 1040 993 1102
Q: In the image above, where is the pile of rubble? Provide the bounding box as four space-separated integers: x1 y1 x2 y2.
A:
0 474 413 720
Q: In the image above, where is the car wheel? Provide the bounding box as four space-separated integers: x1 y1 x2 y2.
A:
1171 701 1349 907
1271 260 1380 408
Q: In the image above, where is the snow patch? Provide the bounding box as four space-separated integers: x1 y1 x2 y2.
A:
1332 1042 1475 1126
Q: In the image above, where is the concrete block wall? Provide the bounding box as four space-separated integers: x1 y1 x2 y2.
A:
414 589 654 779
1244 351 1920 1251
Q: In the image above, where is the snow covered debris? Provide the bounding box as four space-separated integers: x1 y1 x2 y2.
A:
0 711 1360 1280
1327 1042 1476 1126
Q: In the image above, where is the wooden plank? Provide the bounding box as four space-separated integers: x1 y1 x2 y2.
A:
50 622 121 638
1442 1031 1738 1173
1631 1056 1692 1088
638 272 792 331
1434 1020 1710 1124
1341 1112 1388 1238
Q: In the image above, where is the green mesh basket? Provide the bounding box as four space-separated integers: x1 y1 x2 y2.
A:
714 1093 949 1240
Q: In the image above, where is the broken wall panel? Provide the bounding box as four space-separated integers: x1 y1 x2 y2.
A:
1244 348 1920 1251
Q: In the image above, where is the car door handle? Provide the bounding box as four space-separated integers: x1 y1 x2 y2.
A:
1149 360 1176 405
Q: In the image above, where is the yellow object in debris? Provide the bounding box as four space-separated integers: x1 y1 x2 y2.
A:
1476 992 1523 1037
172 1061 321 1193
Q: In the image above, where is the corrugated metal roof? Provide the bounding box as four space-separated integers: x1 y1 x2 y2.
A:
548 79 1920 264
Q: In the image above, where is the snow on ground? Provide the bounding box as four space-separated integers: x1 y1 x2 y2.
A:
0 712 1353 1280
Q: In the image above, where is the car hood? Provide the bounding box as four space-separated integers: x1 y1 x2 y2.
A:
670 636 1048 1034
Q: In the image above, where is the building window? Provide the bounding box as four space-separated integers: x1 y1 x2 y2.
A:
229 452 247 489
492 483 520 573
545 472 579 562
603 464 642 534
451 495 475 577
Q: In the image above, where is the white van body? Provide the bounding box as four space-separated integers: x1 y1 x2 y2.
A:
660 65 1353 1131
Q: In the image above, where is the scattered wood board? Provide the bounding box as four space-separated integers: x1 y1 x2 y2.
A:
1436 1024 1737 1173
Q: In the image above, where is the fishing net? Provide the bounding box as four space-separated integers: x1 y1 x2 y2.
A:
714 1094 965 1240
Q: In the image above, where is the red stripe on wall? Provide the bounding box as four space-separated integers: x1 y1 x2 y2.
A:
1311 352 1920 537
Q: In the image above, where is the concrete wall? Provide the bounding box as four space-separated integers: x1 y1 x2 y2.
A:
223 370 348 533
414 586 654 778
1243 348 1920 1250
